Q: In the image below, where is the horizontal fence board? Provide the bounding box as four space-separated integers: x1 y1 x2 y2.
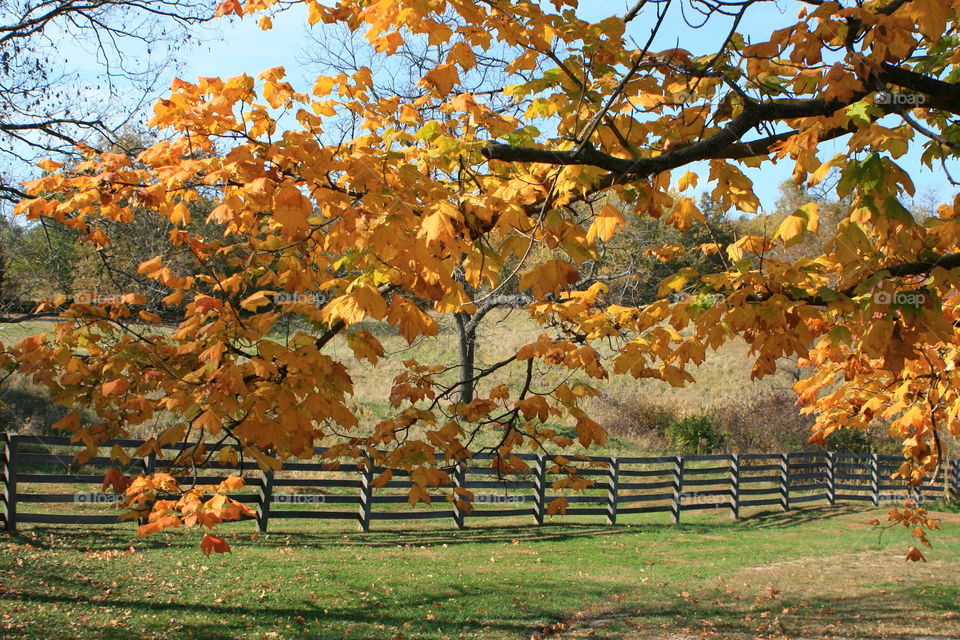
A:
18 493 122 503
466 508 536 518
789 493 826 504
682 455 730 463
681 502 730 511
617 504 672 515
835 494 874 502
462 480 536 490
561 507 608 516
617 468 674 479
17 474 108 484
683 465 731 475
556 495 606 504
17 513 122 525
269 510 357 520
281 463 361 473
272 495 360 505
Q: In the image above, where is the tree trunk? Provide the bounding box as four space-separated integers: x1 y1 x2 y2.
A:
453 311 476 404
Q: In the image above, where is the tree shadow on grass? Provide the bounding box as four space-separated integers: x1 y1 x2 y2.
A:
5 504 883 554
545 583 960 639
739 504 874 530
6 519 735 551
1 568 618 640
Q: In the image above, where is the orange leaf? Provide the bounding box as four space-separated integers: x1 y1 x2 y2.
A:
102 378 130 396
420 64 459 96
215 0 243 17
200 534 231 555
102 468 129 494
905 546 926 562
546 497 568 516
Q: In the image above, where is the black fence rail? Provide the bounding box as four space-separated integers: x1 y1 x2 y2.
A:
2 433 958 532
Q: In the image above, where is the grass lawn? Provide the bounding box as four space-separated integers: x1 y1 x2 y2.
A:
1 506 958 640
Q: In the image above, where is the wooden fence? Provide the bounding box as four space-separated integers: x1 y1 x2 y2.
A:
2 433 958 532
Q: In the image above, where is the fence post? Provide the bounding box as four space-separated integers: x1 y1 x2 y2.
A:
952 460 960 497
452 462 466 530
256 467 274 533
825 451 836 506
779 453 789 511
606 458 619 525
670 456 684 524
870 454 880 506
729 453 740 520
358 460 375 532
2 435 16 532
533 454 547 526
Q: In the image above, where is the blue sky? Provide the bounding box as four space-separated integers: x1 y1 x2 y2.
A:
169 2 953 213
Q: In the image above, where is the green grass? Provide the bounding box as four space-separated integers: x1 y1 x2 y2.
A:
2 506 959 639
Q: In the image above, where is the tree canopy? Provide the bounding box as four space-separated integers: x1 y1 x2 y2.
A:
7 0 960 556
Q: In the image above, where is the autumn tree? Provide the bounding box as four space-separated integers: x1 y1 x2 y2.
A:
0 1 217 206
7 0 960 558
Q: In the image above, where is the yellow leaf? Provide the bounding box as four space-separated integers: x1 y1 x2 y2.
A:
774 203 819 247
519 260 579 298
387 298 439 344
170 202 190 226
240 290 275 311
678 171 698 191
586 204 625 243
420 64 459 96
372 30 404 54
665 197 705 232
